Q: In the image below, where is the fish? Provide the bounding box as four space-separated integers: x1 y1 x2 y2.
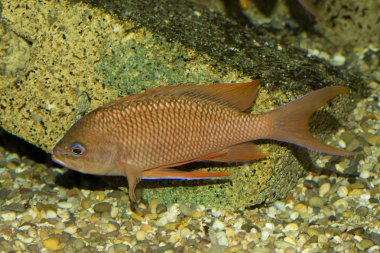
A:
52 80 355 202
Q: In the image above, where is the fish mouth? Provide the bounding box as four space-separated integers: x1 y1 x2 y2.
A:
52 154 66 167
51 145 68 167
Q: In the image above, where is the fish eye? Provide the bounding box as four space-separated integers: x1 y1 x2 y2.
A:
70 143 86 156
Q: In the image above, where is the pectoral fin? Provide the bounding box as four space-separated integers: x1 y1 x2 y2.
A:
141 167 231 180
126 176 140 203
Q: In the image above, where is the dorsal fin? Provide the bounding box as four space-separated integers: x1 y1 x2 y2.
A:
108 80 261 111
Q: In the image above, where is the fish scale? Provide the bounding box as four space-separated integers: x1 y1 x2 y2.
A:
113 98 246 169
52 81 355 202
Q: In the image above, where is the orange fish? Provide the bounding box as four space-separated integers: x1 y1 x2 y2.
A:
52 81 354 202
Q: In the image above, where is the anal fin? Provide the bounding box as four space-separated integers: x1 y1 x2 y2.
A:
141 168 231 180
206 142 267 163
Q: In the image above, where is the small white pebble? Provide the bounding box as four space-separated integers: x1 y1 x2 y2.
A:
180 227 191 238
265 223 275 230
100 223 118 233
318 234 329 244
64 226 77 235
360 193 371 202
57 209 70 221
156 204 179 226
337 186 348 197
168 233 180 244
267 206 277 218
368 245 380 253
212 219 225 230
1 212 16 221
353 235 363 242
332 54 346 66
274 201 286 212
193 11 201 17
338 140 346 149
284 223 299 232
319 182 331 196
335 163 345 173
216 231 228 246
284 236 297 246
360 170 371 179
333 199 348 211
16 233 33 244
18 225 31 231
289 212 299 221
225 228 235 237
46 210 57 219
57 202 73 209
261 230 270 241
211 209 223 217
110 206 119 218
55 221 65 230
156 217 168 227
136 230 146 241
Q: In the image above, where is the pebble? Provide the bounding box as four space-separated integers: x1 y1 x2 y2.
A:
135 230 146 241
1 211 16 221
113 243 129 252
359 239 374 250
284 223 298 232
360 170 371 179
2 203 25 212
99 223 119 234
93 202 112 213
180 227 191 237
333 199 349 212
207 245 227 253
337 186 348 197
289 212 299 221
57 202 73 209
6 162 18 170
216 231 228 246
309 196 324 208
212 219 225 230
64 226 78 235
368 245 380 253
179 204 195 216
355 206 369 217
149 199 160 214
43 238 60 250
332 53 346 66
319 183 331 196
81 199 91 209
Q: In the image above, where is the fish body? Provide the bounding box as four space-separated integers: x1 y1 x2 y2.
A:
52 81 354 201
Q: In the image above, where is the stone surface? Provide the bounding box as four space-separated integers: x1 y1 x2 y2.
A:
0 0 366 209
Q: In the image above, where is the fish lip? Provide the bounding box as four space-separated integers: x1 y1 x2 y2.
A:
51 154 66 167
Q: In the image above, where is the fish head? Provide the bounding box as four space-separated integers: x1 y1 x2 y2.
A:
52 114 121 176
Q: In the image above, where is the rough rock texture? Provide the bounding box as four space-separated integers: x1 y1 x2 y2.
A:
314 0 380 48
0 0 366 209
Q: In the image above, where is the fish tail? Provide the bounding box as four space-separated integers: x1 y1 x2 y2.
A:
261 86 355 156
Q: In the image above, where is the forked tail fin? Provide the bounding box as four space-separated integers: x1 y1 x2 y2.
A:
263 86 355 156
